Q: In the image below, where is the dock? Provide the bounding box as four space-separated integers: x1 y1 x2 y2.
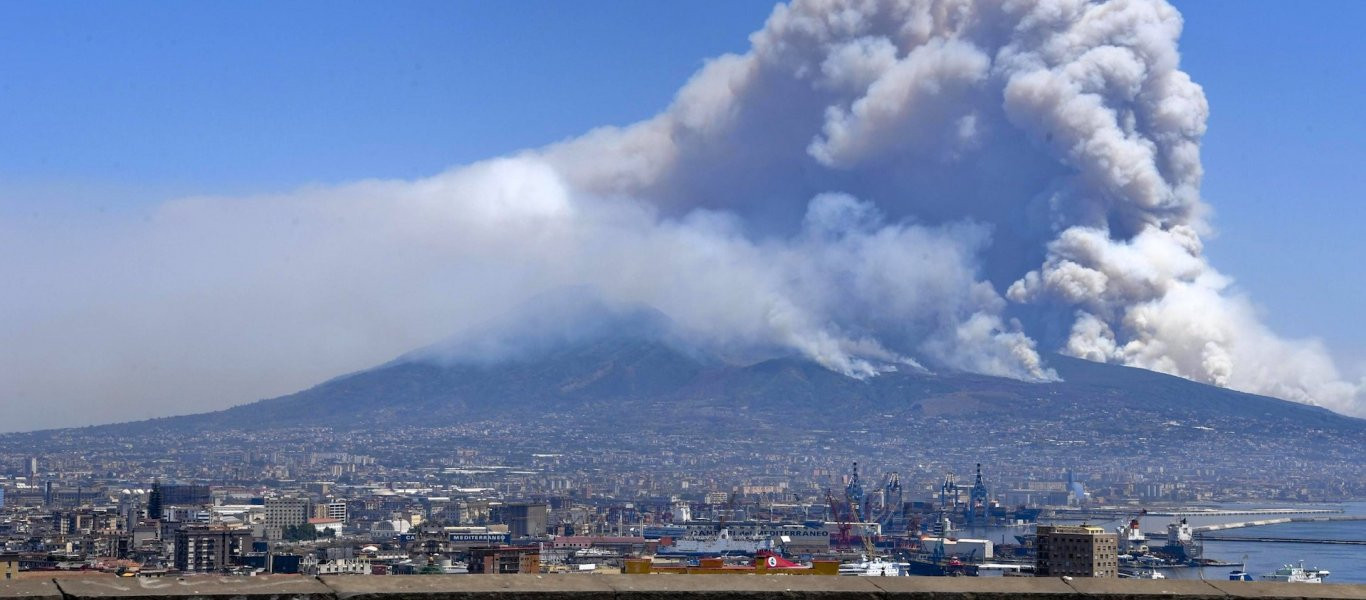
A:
1181 514 1366 534
1194 534 1366 545
1046 507 1343 520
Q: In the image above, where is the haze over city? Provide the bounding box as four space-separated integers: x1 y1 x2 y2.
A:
2 0 1365 432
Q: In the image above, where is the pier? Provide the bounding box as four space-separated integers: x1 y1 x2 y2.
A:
1144 509 1343 517
1045 507 1343 520
1195 534 1366 545
1188 514 1366 533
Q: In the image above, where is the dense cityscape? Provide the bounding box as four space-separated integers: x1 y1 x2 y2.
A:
2 412 1363 580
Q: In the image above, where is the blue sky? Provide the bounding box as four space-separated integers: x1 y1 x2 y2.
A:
0 1 773 196
1176 1 1366 364
2 0 1363 363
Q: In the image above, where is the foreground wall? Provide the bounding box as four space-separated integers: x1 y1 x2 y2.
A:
3 574 1366 600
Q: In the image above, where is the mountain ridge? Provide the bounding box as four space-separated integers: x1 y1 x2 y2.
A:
21 334 1361 440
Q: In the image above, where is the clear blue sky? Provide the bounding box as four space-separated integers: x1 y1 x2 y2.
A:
2 0 1363 363
1174 1 1366 365
0 1 774 196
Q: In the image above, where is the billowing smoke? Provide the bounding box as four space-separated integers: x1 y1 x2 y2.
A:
535 0 1362 414
2 0 1363 429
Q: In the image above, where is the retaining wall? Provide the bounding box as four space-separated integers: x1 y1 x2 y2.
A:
2 574 1365 600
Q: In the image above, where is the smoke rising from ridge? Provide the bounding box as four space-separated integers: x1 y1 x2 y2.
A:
2 0 1363 430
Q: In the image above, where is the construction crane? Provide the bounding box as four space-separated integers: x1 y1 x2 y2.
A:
826 488 854 551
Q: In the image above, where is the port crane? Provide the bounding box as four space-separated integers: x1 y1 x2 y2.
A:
825 488 854 551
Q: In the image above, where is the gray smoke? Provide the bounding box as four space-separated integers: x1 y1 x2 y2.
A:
2 0 1362 430
536 0 1362 413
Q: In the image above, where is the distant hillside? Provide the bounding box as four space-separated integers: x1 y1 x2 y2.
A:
82 331 1362 439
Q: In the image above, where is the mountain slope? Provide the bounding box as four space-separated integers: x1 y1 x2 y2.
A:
93 335 1363 438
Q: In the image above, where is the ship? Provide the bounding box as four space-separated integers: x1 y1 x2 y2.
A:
1259 561 1326 584
837 555 905 576
896 537 980 577
903 554 978 577
624 552 838 575
1155 518 1202 561
1115 519 1149 555
655 528 774 556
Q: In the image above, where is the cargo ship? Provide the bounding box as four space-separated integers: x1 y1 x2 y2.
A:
1155 518 1202 561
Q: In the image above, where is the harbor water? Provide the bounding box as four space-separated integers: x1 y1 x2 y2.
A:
967 501 1366 583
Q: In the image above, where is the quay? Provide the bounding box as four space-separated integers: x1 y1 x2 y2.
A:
1144 509 1344 517
1142 514 1366 538
1196 534 1366 545
1159 514 1366 536
1046 507 1343 519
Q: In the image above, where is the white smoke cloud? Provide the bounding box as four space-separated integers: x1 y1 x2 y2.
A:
2 0 1362 430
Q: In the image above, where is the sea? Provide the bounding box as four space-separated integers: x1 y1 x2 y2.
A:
962 501 1366 584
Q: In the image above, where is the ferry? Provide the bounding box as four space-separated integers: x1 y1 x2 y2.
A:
623 552 838 575
837 555 905 576
1259 561 1324 584
656 528 774 556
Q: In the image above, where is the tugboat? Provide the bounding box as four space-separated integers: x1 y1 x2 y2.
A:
1259 561 1324 584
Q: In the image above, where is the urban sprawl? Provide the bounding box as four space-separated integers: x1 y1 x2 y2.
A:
0 419 1361 580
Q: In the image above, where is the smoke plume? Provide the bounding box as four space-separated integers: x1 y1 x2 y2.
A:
3 0 1363 429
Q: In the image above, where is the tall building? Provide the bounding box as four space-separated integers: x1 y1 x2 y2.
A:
264 497 309 530
1035 525 1118 578
162 484 211 505
492 503 548 538
324 500 347 523
174 525 251 572
148 481 163 520
2 553 18 580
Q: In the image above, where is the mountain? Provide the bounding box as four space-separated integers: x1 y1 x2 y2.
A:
99 332 1362 438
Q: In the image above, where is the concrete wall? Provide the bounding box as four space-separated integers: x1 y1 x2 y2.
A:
1 574 1364 600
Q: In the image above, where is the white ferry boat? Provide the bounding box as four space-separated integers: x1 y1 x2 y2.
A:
838 555 906 576
656 528 774 556
1259 561 1324 583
